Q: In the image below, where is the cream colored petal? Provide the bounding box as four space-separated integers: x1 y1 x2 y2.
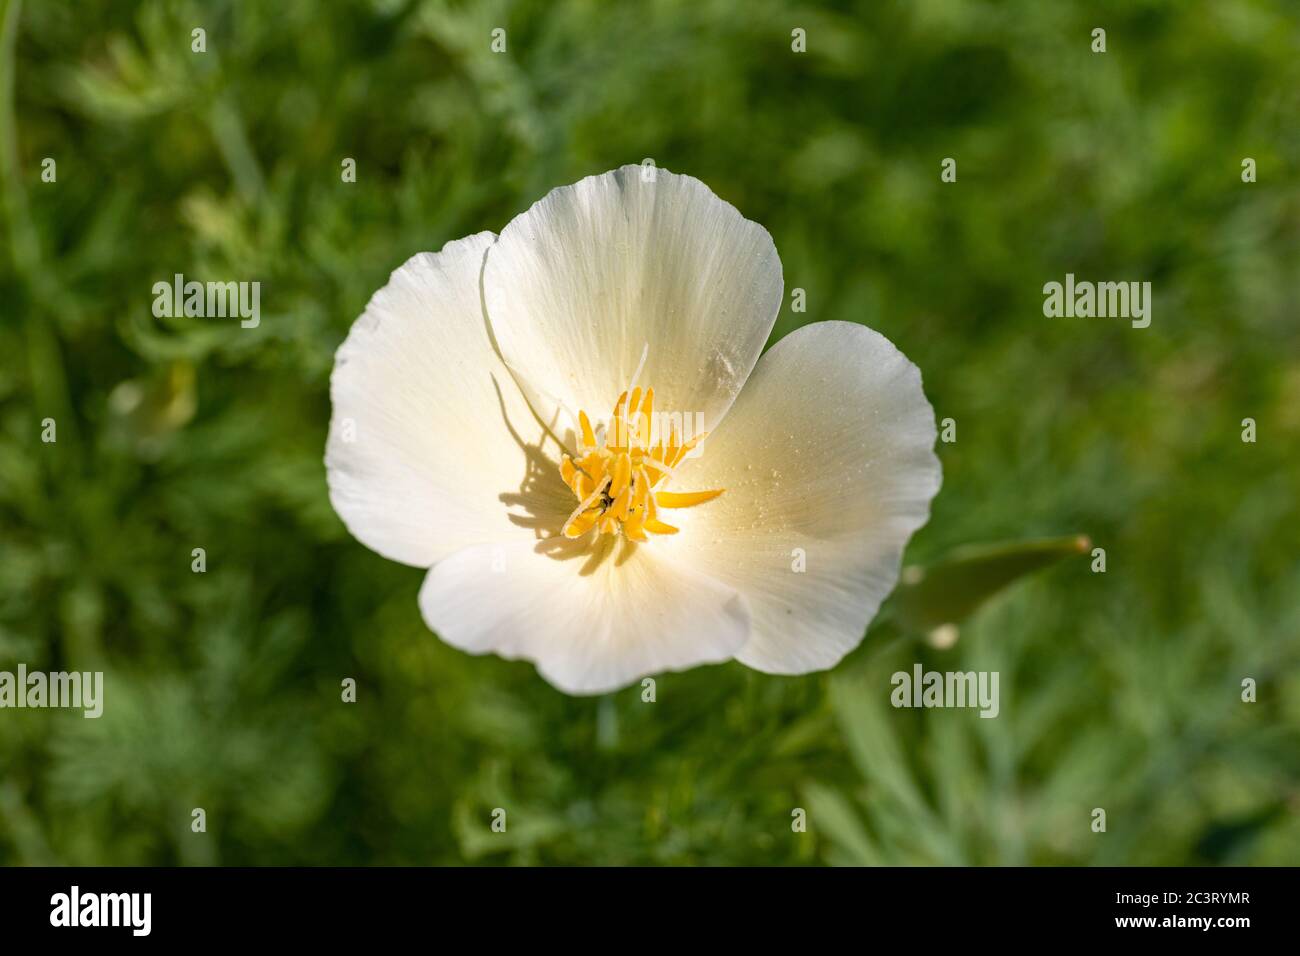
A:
326 233 569 568
660 321 942 674
482 165 782 440
418 537 751 695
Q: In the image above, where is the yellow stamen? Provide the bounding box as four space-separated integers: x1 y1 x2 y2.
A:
609 452 632 498
664 420 679 466
578 410 597 448
669 430 709 467
642 456 676 480
622 513 648 542
557 382 725 543
635 466 653 518
565 509 601 538
611 485 632 521
655 489 724 509
562 474 611 538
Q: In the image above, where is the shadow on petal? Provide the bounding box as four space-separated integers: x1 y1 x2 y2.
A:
490 373 618 576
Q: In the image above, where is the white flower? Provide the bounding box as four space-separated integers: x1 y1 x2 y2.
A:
326 165 941 695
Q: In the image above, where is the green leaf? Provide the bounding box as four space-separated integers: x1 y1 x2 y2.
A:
890 535 1092 635
801 781 881 866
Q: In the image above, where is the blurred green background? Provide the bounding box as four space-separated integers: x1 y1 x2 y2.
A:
2 0 1298 866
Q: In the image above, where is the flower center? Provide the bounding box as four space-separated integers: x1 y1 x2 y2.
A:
559 385 724 541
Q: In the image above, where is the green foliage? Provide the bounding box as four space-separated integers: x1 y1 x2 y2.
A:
889 534 1092 634
1 0 1297 865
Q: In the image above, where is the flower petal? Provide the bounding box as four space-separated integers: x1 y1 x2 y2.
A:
483 165 783 438
326 233 568 568
661 321 942 674
418 537 752 695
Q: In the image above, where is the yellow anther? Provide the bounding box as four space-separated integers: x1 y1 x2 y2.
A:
622 513 648 542
634 466 652 517
578 410 597 448
562 474 610 538
611 485 632 521
669 430 709 467
610 453 632 498
664 421 679 465
565 509 600 538
655 489 724 509
558 384 724 543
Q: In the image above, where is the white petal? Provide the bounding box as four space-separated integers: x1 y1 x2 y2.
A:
661 321 942 674
326 233 568 567
482 165 782 437
418 538 752 695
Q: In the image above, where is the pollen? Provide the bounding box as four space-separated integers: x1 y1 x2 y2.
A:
559 385 724 542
